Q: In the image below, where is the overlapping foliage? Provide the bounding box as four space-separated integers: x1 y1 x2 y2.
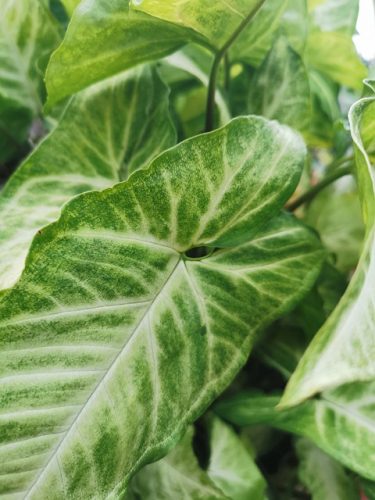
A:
0 0 373 498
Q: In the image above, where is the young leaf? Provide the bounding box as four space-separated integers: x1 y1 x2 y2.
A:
45 0 189 107
208 418 266 500
248 36 311 132
127 427 225 499
0 117 323 497
216 382 375 480
296 438 359 500
309 0 360 35
281 94 375 405
0 66 176 291
0 0 61 161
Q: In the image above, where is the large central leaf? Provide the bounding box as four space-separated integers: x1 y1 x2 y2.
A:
0 117 324 497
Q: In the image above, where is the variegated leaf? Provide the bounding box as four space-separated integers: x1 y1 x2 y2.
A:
0 65 176 292
281 92 375 405
248 36 311 132
0 117 323 497
0 0 61 161
216 382 375 480
127 427 226 499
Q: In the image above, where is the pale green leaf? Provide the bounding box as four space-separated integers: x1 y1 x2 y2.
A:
60 0 80 16
309 0 360 34
0 65 176 291
306 180 365 273
281 94 375 405
133 0 288 67
127 427 226 499
248 36 310 132
281 0 309 54
0 117 323 497
296 438 359 500
45 0 188 107
208 418 266 500
216 382 375 480
305 31 367 90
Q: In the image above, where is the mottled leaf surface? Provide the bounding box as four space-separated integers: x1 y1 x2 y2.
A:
248 36 310 132
0 117 323 497
127 426 225 499
296 438 359 500
216 382 375 480
0 0 61 161
0 66 175 291
132 0 287 66
208 418 266 500
282 94 375 405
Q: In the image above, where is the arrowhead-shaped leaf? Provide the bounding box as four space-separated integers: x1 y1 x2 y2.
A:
281 93 375 405
0 117 324 497
216 381 375 480
0 65 176 292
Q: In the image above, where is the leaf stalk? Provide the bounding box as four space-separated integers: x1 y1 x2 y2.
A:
205 0 267 131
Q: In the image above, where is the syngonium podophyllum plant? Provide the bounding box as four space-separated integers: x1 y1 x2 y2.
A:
0 0 374 498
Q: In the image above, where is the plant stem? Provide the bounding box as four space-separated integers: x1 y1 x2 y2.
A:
205 0 267 132
287 166 353 211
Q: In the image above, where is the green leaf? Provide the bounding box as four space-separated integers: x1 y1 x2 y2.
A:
60 0 80 16
309 0 360 35
0 0 61 161
208 418 266 500
305 180 365 273
0 65 176 291
296 438 359 500
248 36 310 132
133 0 288 67
216 382 375 480
0 117 323 497
45 0 188 107
164 46 231 126
127 427 226 499
305 31 367 90
281 0 308 54
281 94 375 405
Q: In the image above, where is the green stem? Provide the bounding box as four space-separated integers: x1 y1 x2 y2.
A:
205 0 267 132
288 166 353 211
